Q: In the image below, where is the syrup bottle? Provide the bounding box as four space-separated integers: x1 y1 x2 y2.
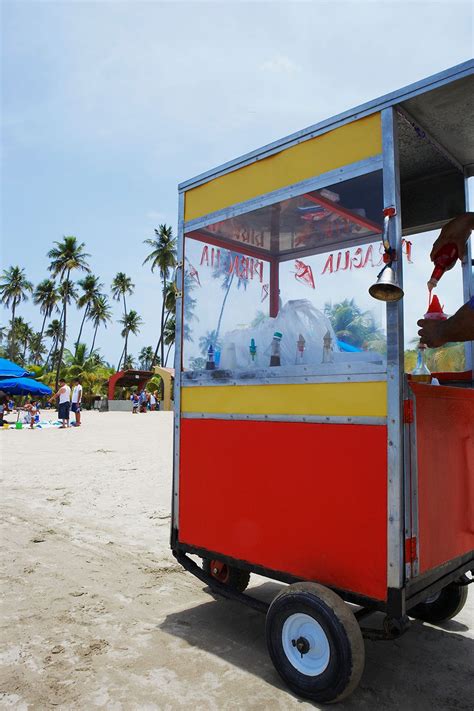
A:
269 332 283 367
428 243 458 290
411 343 431 383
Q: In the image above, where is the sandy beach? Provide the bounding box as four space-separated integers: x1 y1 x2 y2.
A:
1 410 472 710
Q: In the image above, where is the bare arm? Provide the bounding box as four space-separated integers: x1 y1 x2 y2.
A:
49 385 64 403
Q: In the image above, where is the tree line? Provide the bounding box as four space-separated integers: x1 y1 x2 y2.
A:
0 225 177 392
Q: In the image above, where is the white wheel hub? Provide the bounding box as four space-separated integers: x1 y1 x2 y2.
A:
282 612 330 676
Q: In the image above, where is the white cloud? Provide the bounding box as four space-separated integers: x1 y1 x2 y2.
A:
259 54 301 75
146 211 166 222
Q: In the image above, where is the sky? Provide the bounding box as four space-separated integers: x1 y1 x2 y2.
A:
1 0 473 367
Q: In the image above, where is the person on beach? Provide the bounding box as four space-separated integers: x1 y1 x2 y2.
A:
49 378 71 428
23 399 37 429
149 391 156 411
138 389 148 413
0 397 12 427
71 378 83 427
418 213 474 347
130 392 139 414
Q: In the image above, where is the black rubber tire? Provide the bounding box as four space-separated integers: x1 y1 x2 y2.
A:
266 582 365 704
409 582 468 623
202 558 250 593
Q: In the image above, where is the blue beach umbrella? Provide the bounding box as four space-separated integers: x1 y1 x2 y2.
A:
337 340 363 353
0 358 31 378
0 377 52 397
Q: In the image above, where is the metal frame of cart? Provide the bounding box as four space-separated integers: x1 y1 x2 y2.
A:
171 60 474 703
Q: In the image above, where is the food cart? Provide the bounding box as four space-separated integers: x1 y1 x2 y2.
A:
171 61 473 702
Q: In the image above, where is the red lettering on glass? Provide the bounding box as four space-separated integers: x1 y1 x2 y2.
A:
352 247 363 268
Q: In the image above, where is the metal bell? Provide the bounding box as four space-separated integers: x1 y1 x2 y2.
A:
368 265 404 302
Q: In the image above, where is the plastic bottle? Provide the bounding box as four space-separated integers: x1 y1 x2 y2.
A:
296 334 306 364
411 343 431 383
269 332 283 367
205 344 215 370
249 338 257 364
322 330 334 364
427 243 458 290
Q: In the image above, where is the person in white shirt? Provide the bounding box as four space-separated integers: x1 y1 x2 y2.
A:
71 378 83 427
49 378 71 428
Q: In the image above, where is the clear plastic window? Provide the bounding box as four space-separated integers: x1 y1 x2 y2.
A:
182 170 387 372
403 230 467 373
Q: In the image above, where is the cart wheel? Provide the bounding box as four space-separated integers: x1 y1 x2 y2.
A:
202 558 250 593
265 582 365 703
409 582 468 623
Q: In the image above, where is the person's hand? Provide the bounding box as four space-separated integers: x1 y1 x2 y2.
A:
417 318 448 348
430 213 474 262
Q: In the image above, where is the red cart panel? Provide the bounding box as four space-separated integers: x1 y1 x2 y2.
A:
413 383 474 574
179 418 388 600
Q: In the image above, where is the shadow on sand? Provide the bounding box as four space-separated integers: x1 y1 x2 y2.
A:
160 581 473 709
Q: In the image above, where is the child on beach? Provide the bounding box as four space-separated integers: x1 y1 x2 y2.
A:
23 400 38 429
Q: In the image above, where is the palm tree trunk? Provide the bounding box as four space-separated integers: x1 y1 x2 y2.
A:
9 298 17 359
123 332 128 367
160 277 167 365
55 270 70 390
90 323 99 354
151 336 161 368
118 293 128 371
117 340 126 371
34 312 48 363
215 272 234 344
151 307 172 367
165 342 173 366
75 305 89 354
44 331 58 371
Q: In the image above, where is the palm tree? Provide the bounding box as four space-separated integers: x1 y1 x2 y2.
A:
33 279 59 361
122 354 136 370
48 236 90 388
62 344 112 406
75 274 103 353
0 266 33 358
44 319 64 371
163 316 176 366
324 299 384 350
89 294 112 354
29 332 48 364
212 250 248 346
11 316 33 363
199 330 222 357
139 346 154 370
143 224 177 366
118 310 143 371
111 272 134 320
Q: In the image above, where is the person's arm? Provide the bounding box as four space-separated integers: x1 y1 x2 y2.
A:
430 212 474 261
49 386 64 403
78 387 82 404
417 297 474 347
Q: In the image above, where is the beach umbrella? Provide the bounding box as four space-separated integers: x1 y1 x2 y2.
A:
0 358 31 378
0 377 52 396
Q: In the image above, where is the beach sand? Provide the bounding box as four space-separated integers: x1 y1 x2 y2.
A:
1 410 472 709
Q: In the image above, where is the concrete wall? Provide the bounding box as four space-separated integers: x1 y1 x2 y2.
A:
108 399 132 412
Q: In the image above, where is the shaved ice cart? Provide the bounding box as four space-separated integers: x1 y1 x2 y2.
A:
171 61 474 702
